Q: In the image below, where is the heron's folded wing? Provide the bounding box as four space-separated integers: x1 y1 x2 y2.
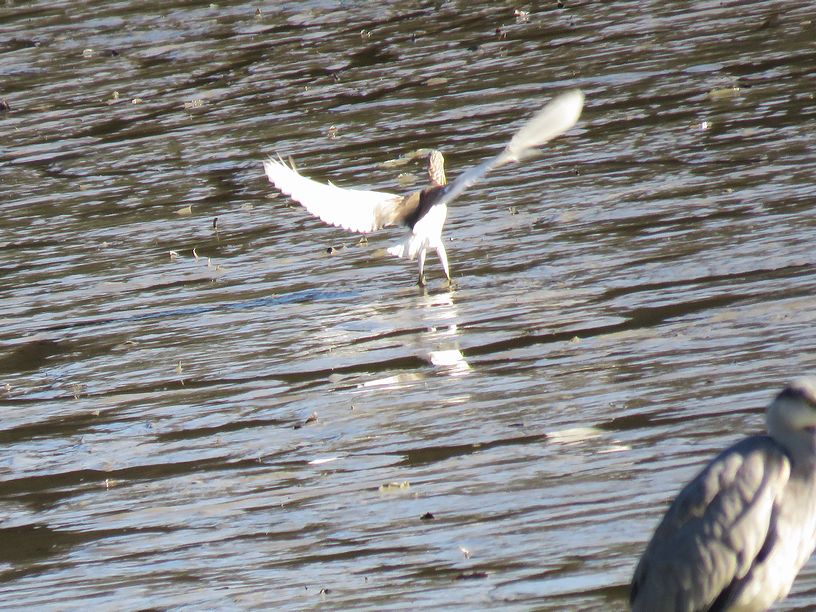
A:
630 436 790 612
264 158 404 234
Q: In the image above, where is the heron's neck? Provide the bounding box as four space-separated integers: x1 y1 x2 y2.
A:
775 428 816 471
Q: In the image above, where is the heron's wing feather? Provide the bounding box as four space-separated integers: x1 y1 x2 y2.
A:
264 158 404 234
630 436 790 612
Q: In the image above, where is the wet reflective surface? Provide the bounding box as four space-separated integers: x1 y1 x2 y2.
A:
2 0 816 608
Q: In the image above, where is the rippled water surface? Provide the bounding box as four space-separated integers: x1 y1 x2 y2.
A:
2 0 816 609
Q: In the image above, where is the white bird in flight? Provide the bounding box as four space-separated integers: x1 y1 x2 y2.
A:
263 89 584 286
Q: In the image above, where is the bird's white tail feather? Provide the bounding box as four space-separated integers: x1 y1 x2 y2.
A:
388 235 425 260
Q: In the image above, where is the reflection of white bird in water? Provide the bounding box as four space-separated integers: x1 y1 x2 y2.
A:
631 378 816 612
263 89 583 285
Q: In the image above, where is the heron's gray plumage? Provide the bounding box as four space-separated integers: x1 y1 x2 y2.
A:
631 378 816 612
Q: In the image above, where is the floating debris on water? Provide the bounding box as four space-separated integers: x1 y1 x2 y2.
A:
708 86 741 100
397 172 417 186
379 481 410 492
380 148 437 168
70 383 84 400
455 571 488 580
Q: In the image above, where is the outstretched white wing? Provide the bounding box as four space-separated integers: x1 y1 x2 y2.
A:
503 89 584 163
435 89 585 209
263 158 404 234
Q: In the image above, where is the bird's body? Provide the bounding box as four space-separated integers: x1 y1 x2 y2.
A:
264 151 450 285
263 89 584 285
386 180 450 283
631 379 816 612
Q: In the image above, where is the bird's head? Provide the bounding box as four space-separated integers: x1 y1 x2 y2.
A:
767 377 816 450
428 150 446 187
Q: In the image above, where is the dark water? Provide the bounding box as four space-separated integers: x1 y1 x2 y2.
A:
2 0 816 608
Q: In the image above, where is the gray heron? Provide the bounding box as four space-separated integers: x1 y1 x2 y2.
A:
631 378 816 611
263 89 584 286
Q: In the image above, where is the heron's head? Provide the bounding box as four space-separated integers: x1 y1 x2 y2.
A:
767 377 816 444
428 150 446 187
